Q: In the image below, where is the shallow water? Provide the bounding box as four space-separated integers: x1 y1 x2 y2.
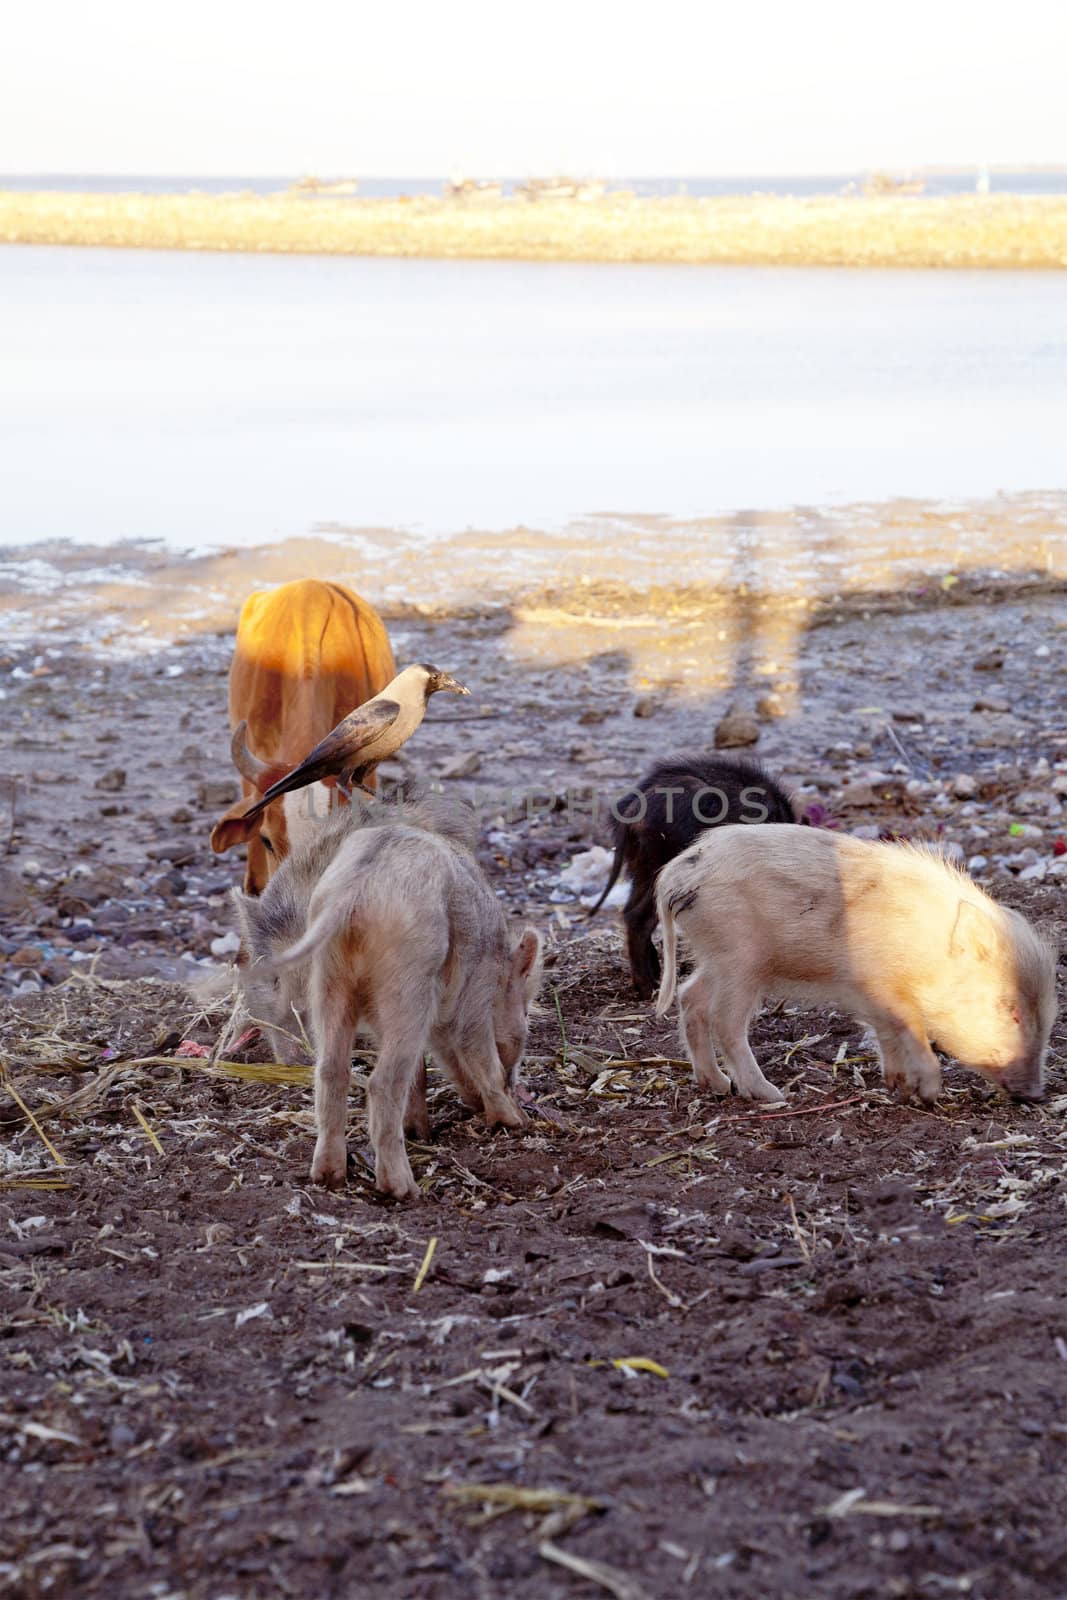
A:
5 169 1067 196
2 247 1065 555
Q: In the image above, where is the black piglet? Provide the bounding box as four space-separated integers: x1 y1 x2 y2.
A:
589 753 797 998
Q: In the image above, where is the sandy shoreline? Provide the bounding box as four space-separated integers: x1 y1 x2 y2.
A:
4 190 1067 267
3 492 1066 669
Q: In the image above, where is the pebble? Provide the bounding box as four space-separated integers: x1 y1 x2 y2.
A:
1014 790 1059 815
967 854 989 875
755 692 786 721
210 931 241 958
146 840 199 867
0 871 30 917
159 870 188 897
714 712 760 749
837 784 879 809
632 696 659 719
972 695 1010 713
975 724 1021 750
952 774 977 799
439 751 482 780
972 648 1006 671
94 767 127 792
197 779 239 809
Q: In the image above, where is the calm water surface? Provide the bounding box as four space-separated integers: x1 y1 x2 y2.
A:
1 246 1065 550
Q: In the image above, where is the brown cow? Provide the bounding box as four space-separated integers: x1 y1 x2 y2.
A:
210 579 396 894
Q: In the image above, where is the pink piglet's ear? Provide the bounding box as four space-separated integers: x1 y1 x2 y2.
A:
948 899 999 965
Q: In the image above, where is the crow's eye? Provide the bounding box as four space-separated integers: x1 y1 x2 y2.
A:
262 837 275 855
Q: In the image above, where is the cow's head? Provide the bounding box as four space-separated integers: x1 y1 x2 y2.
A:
210 722 345 895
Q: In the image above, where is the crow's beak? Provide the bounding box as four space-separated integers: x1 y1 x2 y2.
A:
434 673 469 696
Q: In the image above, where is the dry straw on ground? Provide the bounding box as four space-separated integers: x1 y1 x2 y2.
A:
3 191 1067 267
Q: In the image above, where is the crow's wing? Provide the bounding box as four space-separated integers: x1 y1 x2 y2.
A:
245 698 401 816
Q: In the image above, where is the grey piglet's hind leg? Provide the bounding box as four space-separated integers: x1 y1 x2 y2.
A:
404 1058 431 1142
365 998 431 1200
309 975 358 1190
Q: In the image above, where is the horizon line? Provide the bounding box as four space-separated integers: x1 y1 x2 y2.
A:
4 162 1067 182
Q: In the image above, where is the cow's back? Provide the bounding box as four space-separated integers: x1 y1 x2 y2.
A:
230 579 396 764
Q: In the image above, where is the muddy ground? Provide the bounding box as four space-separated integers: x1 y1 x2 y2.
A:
2 580 1067 1599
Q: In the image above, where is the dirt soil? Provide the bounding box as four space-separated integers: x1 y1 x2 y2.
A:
2 586 1067 1599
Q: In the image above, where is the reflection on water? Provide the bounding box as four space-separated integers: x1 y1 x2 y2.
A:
2 248 1066 548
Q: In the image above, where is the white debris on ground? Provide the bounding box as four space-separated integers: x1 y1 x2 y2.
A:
553 846 628 908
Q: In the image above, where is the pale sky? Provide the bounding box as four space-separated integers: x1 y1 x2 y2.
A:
2 0 1065 177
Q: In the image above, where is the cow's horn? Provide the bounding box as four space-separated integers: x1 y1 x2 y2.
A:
230 720 272 786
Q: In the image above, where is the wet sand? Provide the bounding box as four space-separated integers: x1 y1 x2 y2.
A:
4 190 1067 267
2 491 1065 674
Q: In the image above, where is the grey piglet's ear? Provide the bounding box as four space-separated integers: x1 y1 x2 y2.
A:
514 927 544 998
230 886 257 937
227 887 257 968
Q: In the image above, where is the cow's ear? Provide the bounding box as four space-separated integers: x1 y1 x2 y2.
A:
210 799 264 854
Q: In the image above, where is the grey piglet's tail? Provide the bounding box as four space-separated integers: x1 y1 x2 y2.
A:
274 896 351 968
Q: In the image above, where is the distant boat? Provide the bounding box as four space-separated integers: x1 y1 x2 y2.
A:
862 171 926 196
515 177 608 202
290 176 359 197
444 176 504 200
